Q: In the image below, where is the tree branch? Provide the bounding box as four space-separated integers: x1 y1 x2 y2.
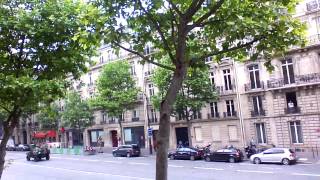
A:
188 0 225 31
136 0 176 64
184 0 205 21
112 41 175 71
166 0 183 17
198 36 266 60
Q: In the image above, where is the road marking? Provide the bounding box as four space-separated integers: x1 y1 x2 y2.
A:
128 162 150 165
239 163 255 166
298 158 308 161
193 167 224 171
236 170 274 174
296 163 313 166
14 162 153 180
103 160 122 164
168 165 184 168
292 173 320 177
52 157 80 161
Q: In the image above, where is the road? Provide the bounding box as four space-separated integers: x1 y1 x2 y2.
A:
3 152 320 180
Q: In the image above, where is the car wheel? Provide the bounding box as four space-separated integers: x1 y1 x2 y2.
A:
190 155 195 161
229 157 235 163
34 157 40 162
46 155 50 160
169 155 175 160
126 153 131 158
112 153 117 157
205 156 211 162
254 157 261 164
282 158 290 165
26 156 30 161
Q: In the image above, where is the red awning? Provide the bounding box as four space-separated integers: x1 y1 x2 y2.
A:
46 130 56 138
33 132 47 138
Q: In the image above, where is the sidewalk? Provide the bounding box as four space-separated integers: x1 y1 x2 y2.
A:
295 151 320 164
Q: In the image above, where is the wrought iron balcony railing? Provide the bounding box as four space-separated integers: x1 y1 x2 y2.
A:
223 111 237 118
251 109 266 117
267 73 320 89
244 81 265 92
284 107 301 114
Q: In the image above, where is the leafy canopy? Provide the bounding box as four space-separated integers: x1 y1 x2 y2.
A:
0 0 101 117
61 91 93 129
37 103 61 130
90 60 140 117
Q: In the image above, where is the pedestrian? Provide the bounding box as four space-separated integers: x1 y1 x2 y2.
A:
97 136 103 153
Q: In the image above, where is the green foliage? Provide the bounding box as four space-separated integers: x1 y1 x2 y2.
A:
152 57 217 117
90 60 140 117
0 0 101 118
37 103 61 130
61 92 93 129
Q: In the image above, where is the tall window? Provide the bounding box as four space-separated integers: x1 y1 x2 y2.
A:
223 69 232 90
133 110 137 118
205 56 212 63
248 64 261 89
150 109 157 122
256 123 266 144
148 83 154 96
252 96 263 115
226 100 235 116
209 102 218 118
99 55 104 64
194 127 203 142
88 72 93 86
290 121 303 143
209 72 215 86
191 109 201 120
102 113 107 123
130 62 136 75
282 59 295 84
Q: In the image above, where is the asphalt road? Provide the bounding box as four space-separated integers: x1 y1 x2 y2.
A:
3 152 320 180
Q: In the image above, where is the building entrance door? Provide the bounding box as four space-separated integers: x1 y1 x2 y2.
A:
175 127 189 148
111 130 118 147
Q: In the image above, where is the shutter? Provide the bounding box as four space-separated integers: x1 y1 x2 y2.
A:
194 127 202 141
282 66 289 84
212 126 221 141
228 126 238 141
288 64 295 83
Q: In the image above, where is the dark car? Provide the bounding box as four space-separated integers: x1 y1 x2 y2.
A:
6 144 17 151
204 148 243 163
168 147 204 161
112 144 141 157
26 146 50 162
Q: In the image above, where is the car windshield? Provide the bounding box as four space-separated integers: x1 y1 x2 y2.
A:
289 149 295 153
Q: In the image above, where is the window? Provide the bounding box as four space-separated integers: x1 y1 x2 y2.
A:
290 121 303 143
248 64 261 89
194 127 202 142
228 125 238 141
223 69 232 90
88 73 93 86
133 110 137 118
99 55 104 63
102 113 107 123
130 62 136 75
209 102 218 118
148 84 154 96
191 109 201 119
209 72 215 86
150 109 157 123
252 96 263 115
226 100 235 117
282 59 295 84
107 50 112 61
212 126 221 141
144 45 153 55
205 56 212 63
256 123 266 144
285 92 299 113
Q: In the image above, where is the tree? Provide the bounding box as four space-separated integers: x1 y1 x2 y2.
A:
95 1 305 179
37 103 61 131
61 92 93 145
152 58 217 147
0 0 101 177
90 60 140 144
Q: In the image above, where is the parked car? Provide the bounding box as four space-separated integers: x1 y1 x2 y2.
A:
17 144 31 151
6 144 17 151
26 146 50 162
204 148 243 163
112 144 141 157
250 148 296 165
168 147 204 161
244 145 269 158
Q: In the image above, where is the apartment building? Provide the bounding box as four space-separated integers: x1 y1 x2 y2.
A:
9 0 320 152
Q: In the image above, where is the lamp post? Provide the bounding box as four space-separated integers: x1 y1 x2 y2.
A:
145 95 153 155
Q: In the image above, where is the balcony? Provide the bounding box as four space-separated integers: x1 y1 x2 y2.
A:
251 109 266 117
267 73 320 89
190 113 202 120
207 112 220 119
109 120 116 124
284 107 301 114
132 117 139 122
306 0 319 12
100 121 107 125
216 85 235 95
223 111 237 118
244 81 265 92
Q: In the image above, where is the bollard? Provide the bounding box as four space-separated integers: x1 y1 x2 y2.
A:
312 147 315 159
317 145 319 156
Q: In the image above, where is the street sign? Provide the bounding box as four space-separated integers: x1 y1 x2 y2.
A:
148 128 153 137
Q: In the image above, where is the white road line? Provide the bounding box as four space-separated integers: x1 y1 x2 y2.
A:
193 167 224 171
292 173 320 177
296 163 313 166
298 158 308 161
236 170 274 174
168 165 184 168
103 160 122 164
51 157 80 161
14 162 153 180
239 163 255 166
128 162 150 165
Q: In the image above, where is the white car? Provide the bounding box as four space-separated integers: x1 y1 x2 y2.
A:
250 148 297 165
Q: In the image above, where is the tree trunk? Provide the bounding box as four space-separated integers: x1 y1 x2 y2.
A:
186 119 192 147
0 110 20 179
118 115 124 145
156 64 188 180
